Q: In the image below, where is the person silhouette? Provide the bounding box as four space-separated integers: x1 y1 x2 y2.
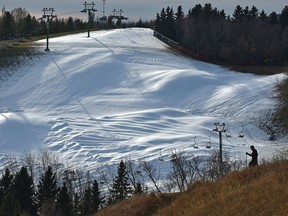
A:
246 145 258 167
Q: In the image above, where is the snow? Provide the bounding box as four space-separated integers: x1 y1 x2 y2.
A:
0 28 287 174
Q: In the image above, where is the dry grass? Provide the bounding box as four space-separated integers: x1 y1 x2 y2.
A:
156 160 288 216
0 38 42 81
94 160 288 216
94 193 176 216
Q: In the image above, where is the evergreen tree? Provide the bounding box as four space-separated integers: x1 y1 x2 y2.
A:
91 180 105 212
280 6 288 28
24 13 32 34
165 6 176 40
2 11 14 35
243 6 250 19
37 198 57 216
188 4 202 18
269 12 279 25
37 165 59 209
158 8 167 35
249 5 259 19
154 13 161 32
232 5 243 21
73 193 81 216
136 18 143 27
0 192 21 216
66 16 74 32
259 10 268 21
110 160 132 203
0 168 13 202
80 186 92 216
12 166 36 215
56 183 73 216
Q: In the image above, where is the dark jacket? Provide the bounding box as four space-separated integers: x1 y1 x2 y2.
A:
247 148 258 166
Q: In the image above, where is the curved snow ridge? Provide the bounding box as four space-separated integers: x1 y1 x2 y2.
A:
0 112 50 153
43 108 215 164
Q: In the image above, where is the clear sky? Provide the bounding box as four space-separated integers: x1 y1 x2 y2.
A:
1 0 288 21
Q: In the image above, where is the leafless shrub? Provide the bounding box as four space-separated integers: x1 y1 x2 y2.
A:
139 160 162 193
126 159 145 194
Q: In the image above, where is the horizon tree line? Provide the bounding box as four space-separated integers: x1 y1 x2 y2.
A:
0 7 153 40
154 3 288 66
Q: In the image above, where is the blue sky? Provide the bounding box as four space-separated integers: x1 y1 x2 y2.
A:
1 0 288 21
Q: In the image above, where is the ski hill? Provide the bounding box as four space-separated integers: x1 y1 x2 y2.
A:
0 28 286 175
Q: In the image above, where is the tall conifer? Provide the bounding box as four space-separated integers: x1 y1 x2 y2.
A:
91 179 105 212
37 166 58 209
110 160 132 203
13 166 36 215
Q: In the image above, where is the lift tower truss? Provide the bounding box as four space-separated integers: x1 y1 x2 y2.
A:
81 1 97 37
40 8 57 51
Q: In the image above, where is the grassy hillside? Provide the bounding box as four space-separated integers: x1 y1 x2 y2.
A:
0 38 42 81
94 160 288 216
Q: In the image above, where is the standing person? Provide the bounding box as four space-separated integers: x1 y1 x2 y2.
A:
246 145 258 167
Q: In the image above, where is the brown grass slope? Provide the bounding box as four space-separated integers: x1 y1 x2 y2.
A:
95 160 288 216
94 193 177 216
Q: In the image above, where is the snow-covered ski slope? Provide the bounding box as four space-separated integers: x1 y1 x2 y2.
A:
0 28 287 171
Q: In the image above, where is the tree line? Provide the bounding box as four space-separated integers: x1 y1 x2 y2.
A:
0 7 87 39
0 153 132 216
154 3 288 66
0 7 153 41
0 149 245 215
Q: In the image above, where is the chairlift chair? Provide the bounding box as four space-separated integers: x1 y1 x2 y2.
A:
239 125 244 138
226 130 232 137
193 136 198 149
206 136 212 148
99 16 107 23
239 131 244 138
171 154 177 162
171 149 177 162
158 149 164 161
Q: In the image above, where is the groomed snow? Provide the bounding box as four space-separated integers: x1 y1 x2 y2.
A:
0 28 287 174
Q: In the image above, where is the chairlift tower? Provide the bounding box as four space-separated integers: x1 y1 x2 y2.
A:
40 8 57 51
103 0 106 17
109 9 128 22
213 122 226 174
99 0 108 23
81 1 97 37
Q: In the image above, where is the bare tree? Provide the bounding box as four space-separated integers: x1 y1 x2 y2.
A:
38 149 60 173
11 7 28 34
125 159 144 192
22 151 37 187
139 160 162 193
170 151 189 192
2 155 20 175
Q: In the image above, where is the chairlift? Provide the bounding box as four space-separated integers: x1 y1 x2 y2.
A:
269 135 275 141
158 149 164 161
226 130 232 137
99 16 107 23
171 149 177 162
206 136 212 148
239 131 244 138
193 136 198 149
171 154 177 162
239 126 244 138
99 0 107 23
